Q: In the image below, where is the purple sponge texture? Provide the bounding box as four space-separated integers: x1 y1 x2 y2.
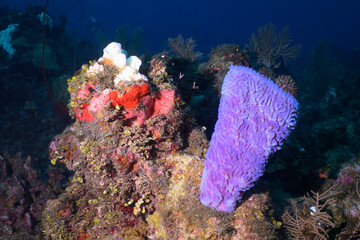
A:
200 65 298 212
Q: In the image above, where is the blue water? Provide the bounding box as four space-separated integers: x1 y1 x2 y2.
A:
1 0 359 53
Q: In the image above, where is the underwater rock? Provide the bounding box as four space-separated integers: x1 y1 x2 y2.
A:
0 153 55 239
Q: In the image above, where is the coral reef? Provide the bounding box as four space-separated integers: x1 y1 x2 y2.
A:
42 42 280 239
0 6 355 236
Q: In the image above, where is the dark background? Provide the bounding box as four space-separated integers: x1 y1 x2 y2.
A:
1 0 359 54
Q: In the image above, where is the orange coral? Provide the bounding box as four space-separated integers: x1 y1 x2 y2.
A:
110 84 150 109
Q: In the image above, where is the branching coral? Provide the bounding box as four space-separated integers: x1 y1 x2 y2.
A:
247 23 301 69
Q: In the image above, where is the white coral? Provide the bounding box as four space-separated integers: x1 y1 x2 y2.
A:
99 42 147 87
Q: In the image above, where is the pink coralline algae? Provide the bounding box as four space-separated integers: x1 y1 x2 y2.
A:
88 89 111 113
74 103 95 122
153 89 176 115
77 81 97 99
200 65 298 212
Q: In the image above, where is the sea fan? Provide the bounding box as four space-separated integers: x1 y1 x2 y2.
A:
247 23 301 69
168 34 202 61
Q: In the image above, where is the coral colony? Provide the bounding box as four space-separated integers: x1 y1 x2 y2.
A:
41 42 300 238
200 66 299 212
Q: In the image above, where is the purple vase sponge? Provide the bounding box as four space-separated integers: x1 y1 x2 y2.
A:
200 65 298 212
